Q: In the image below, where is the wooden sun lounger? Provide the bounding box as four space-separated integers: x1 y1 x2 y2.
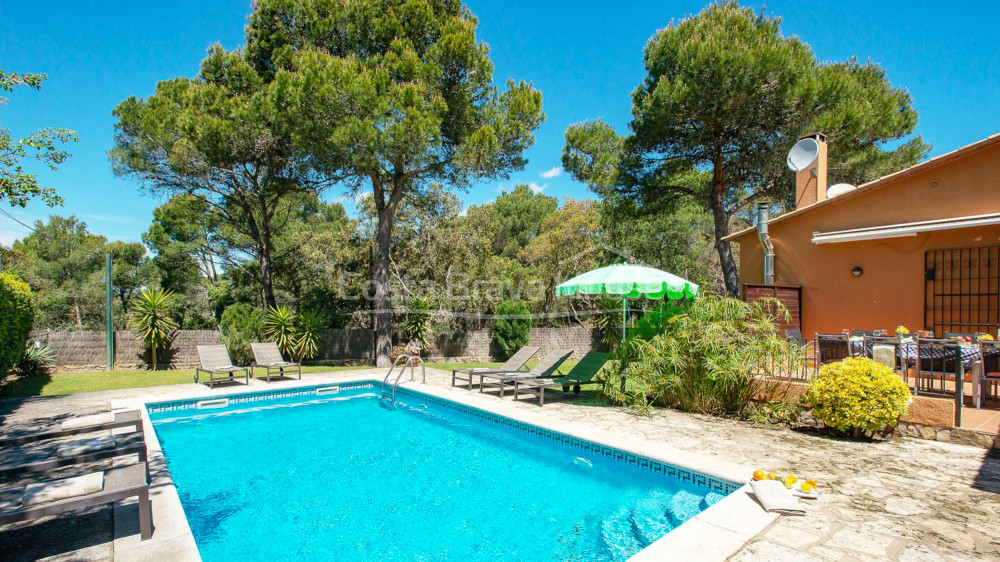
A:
0 463 153 540
451 346 541 390
0 432 147 478
251 342 302 382
0 410 142 448
195 345 250 388
479 349 574 398
513 351 610 406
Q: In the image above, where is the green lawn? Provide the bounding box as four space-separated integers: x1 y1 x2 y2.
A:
0 365 359 400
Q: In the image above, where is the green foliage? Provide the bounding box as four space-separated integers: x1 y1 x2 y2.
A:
108 240 156 324
130 288 178 370
263 305 298 359
593 296 623 347
493 300 531 359
806 357 910 439
219 303 263 365
10 215 106 330
300 287 356 330
0 273 35 378
747 398 802 425
605 296 798 416
400 295 435 350
493 185 558 257
1 70 77 207
293 310 325 361
13 344 56 378
563 1 928 297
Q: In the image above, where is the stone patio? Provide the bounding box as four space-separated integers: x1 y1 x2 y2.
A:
1 367 999 561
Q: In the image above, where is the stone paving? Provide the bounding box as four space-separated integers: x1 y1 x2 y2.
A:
1 367 999 561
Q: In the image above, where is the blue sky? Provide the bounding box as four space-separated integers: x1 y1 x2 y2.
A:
1 0 998 245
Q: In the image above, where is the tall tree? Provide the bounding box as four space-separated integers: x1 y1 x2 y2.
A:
251 0 545 365
110 46 336 309
108 241 156 323
0 70 77 208
562 2 928 297
12 215 105 329
492 184 558 258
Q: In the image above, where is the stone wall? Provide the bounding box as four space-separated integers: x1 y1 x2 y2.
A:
30 326 604 370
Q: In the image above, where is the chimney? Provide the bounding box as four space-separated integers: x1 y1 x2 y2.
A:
794 132 827 209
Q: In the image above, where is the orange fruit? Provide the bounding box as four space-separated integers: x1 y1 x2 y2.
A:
752 470 766 481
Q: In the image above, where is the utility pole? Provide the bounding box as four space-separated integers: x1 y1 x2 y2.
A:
106 253 114 371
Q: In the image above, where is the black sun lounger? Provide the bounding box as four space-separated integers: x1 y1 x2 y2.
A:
451 346 541 390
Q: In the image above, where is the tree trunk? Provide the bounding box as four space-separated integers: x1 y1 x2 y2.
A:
374 204 395 367
244 209 278 310
151 346 157 371
72 288 82 327
711 159 741 298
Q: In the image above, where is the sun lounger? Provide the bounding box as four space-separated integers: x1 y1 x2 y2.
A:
195 345 250 388
0 432 147 478
479 349 574 398
0 463 153 540
251 342 302 382
513 352 610 405
451 346 541 390
0 410 142 448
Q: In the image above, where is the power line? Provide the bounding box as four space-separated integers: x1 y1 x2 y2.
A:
0 207 107 258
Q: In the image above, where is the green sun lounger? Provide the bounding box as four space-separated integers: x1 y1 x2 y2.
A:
513 351 610 405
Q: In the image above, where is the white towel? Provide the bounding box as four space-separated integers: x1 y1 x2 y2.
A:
22 471 104 507
55 435 116 458
750 480 806 516
60 412 115 431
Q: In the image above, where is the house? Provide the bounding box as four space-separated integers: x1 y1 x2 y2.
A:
726 132 1000 338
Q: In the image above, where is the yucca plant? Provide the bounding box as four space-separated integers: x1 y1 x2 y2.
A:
130 288 178 370
294 310 325 362
593 296 623 347
263 305 298 359
400 295 435 350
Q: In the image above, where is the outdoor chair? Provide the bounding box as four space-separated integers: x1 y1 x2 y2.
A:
785 329 805 346
479 349 574 398
0 410 142 448
815 333 852 365
978 339 1000 404
251 342 301 382
913 338 962 397
783 329 815 379
864 335 906 379
451 346 540 390
513 352 610 406
0 463 153 541
0 431 147 478
195 345 250 388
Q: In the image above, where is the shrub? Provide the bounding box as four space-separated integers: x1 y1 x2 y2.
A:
493 300 531 359
605 296 799 416
400 295 435 350
0 273 34 379
220 303 262 365
806 357 910 439
293 310 325 361
130 288 179 370
13 344 56 378
263 305 298 359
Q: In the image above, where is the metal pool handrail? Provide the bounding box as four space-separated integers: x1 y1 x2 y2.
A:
381 354 426 405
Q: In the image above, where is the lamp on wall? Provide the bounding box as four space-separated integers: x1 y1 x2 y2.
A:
851 267 863 277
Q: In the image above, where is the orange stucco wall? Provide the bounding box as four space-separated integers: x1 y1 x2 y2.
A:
733 141 1000 338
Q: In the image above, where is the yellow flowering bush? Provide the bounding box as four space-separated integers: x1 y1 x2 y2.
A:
805 357 910 439
981 333 995 341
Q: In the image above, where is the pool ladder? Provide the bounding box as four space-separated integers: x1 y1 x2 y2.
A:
380 354 425 409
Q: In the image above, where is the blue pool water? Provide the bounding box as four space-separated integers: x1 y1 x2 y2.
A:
150 385 727 561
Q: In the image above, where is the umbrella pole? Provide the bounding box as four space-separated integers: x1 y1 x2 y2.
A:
621 296 627 343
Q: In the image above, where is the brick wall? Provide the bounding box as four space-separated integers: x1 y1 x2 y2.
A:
30 326 604 370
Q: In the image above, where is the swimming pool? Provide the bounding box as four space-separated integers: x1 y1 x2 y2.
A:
148 383 736 561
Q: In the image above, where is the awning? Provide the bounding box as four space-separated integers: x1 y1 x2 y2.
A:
812 212 1000 244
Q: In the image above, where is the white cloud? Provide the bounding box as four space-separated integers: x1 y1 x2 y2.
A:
0 228 23 246
540 166 562 179
528 182 547 194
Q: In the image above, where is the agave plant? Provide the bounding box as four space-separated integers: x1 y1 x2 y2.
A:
130 288 178 370
293 310 325 362
593 296 623 347
263 305 298 359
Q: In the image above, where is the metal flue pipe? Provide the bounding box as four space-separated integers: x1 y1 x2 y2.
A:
757 202 775 285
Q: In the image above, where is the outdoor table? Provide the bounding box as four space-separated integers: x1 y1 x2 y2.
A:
850 339 1000 409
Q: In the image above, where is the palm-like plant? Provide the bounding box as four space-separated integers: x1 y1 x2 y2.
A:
401 295 435 350
263 305 298 359
294 310 324 362
130 288 178 370
593 296 623 347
